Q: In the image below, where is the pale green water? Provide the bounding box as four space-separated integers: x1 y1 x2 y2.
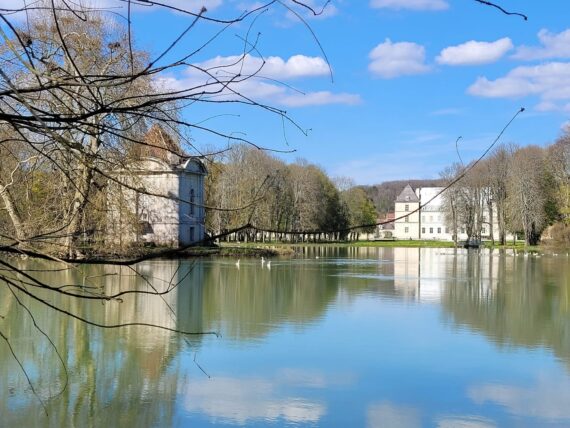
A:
1 247 570 427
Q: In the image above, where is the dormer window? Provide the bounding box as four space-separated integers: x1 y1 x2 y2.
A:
405 196 410 201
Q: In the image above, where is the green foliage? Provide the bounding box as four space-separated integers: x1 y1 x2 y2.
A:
341 187 377 234
205 145 352 238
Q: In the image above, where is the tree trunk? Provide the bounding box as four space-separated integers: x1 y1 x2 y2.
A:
0 182 26 241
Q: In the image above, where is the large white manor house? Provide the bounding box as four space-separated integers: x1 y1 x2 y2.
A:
393 184 502 242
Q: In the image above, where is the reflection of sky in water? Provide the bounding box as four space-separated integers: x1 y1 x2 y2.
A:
1 248 570 426
182 375 326 425
469 374 570 422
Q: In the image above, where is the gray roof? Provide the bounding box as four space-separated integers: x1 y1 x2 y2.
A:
396 184 420 203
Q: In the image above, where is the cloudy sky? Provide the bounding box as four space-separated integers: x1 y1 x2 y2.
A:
5 0 569 183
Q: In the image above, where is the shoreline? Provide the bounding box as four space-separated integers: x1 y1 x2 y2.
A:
220 240 545 251
2 240 562 264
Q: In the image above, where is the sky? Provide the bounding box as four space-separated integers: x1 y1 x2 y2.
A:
4 0 570 184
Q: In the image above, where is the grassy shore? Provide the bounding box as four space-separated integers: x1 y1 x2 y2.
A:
219 240 546 251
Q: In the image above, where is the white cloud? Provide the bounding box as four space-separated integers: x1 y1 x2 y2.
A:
280 91 362 107
157 54 362 108
513 28 570 61
430 108 464 116
196 54 330 80
370 0 448 11
468 62 570 110
437 38 513 66
369 39 431 78
436 415 497 428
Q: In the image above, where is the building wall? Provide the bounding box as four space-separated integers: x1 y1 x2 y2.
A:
394 201 420 239
177 170 206 246
107 158 206 248
417 187 454 241
138 171 180 246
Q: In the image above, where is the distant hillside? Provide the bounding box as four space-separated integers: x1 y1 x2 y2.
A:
359 179 445 214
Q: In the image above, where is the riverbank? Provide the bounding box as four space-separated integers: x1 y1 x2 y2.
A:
182 245 294 258
0 239 555 264
219 240 550 252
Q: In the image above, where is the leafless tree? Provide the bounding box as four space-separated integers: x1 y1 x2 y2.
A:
506 146 549 245
486 144 515 245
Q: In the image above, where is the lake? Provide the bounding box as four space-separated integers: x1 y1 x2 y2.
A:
1 247 570 427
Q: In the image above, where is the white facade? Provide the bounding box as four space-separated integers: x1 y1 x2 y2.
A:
393 186 506 242
108 157 207 248
416 187 453 241
394 184 420 240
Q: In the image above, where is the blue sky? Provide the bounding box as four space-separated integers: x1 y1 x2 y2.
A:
7 0 570 183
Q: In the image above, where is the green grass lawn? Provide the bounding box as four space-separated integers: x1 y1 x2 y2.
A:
220 240 543 250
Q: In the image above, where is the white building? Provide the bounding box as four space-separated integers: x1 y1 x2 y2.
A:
393 185 505 242
394 184 420 239
107 125 207 248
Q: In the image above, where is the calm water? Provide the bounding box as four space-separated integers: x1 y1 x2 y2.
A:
1 247 570 427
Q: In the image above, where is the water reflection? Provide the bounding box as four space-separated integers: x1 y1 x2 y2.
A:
366 402 420 428
1 248 569 426
469 374 570 422
183 375 326 425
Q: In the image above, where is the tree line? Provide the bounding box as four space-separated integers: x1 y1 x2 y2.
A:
439 132 569 246
204 144 377 242
361 178 444 214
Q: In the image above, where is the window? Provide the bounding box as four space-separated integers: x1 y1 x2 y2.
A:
429 215 433 222
422 227 425 234
405 216 409 223
445 227 449 234
139 221 153 235
430 227 433 233
190 226 195 242
482 227 487 234
405 204 409 212
460 228 465 234
404 227 409 233
422 215 426 222
437 227 441 234
190 188 195 215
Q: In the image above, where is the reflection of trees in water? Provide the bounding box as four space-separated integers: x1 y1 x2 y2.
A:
441 251 570 367
200 259 341 340
0 257 342 423
5 249 567 423
0 259 207 426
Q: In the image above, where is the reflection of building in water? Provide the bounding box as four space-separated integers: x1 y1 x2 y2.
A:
394 247 447 302
0 259 208 427
393 248 420 300
103 260 204 349
393 248 508 303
